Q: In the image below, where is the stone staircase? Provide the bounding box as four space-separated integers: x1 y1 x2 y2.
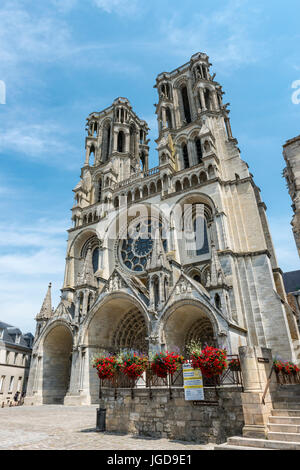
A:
215 385 300 450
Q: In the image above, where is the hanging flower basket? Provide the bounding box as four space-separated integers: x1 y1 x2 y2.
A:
190 345 228 378
228 358 241 372
121 352 148 381
92 355 121 380
151 351 184 378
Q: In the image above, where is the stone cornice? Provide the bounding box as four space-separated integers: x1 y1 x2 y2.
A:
218 249 271 259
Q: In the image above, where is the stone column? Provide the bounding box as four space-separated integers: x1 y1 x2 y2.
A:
84 145 90 166
187 140 196 166
239 346 277 438
225 117 233 139
199 88 206 111
162 107 167 129
64 348 82 405
125 132 130 153
212 90 219 111
113 131 118 152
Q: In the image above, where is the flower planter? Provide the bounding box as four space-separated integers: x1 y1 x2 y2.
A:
190 346 227 379
121 352 148 381
228 358 241 372
151 352 184 379
93 356 120 380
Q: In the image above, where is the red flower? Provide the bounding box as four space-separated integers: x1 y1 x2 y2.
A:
190 346 227 378
151 351 184 378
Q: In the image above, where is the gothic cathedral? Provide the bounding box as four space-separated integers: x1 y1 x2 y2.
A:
25 53 300 405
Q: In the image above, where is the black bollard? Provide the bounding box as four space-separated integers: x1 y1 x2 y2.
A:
96 407 106 432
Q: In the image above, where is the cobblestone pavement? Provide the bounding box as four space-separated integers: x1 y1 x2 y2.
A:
0 406 214 450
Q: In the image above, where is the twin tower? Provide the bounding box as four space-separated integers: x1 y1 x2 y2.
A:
26 53 300 406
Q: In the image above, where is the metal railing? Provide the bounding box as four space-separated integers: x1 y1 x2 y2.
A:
261 365 300 405
275 370 300 385
98 355 243 401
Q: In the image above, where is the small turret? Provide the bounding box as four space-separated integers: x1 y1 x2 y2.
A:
36 283 52 321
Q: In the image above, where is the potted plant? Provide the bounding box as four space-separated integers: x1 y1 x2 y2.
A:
121 351 148 381
189 344 228 378
92 354 121 380
228 358 241 372
151 351 184 378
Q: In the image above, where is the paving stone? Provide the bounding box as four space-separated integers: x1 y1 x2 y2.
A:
0 405 214 450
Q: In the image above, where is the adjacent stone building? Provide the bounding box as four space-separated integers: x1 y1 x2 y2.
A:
0 322 33 404
283 135 300 257
25 52 300 406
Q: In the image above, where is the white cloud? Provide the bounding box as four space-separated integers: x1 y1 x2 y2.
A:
50 0 79 13
0 218 67 332
0 2 71 68
0 118 81 169
92 0 139 15
158 0 266 72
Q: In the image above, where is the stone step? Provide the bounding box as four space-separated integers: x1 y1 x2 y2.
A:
215 443 269 451
273 403 300 410
272 409 300 417
268 423 300 433
269 416 300 425
227 436 300 450
268 431 300 443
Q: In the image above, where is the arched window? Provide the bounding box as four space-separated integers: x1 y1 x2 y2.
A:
199 172 207 184
153 277 159 308
164 278 168 300
134 188 140 201
182 144 189 169
102 123 111 161
87 293 93 312
195 138 203 164
175 180 182 192
93 122 98 137
208 165 214 179
204 89 211 110
117 131 124 153
166 108 172 128
89 145 95 166
191 174 198 186
140 129 144 144
92 248 99 273
140 151 146 171
97 179 102 202
130 124 136 157
142 186 148 198
149 182 156 194
181 86 191 123
79 293 84 315
183 178 190 190
194 216 209 255
215 294 221 310
114 197 119 209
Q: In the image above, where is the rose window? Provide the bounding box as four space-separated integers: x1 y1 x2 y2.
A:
119 218 167 273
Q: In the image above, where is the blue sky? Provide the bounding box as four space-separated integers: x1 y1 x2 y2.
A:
0 0 299 333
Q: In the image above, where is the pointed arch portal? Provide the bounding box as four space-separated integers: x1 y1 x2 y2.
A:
42 325 73 404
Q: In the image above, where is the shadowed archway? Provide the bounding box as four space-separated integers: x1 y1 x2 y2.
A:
42 324 73 404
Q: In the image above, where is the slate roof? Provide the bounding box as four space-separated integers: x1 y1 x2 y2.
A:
283 270 300 294
0 322 34 349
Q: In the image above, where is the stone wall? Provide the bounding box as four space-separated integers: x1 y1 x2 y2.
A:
101 386 244 444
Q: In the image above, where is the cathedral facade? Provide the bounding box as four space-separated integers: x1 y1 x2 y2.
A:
283 135 300 257
25 53 300 406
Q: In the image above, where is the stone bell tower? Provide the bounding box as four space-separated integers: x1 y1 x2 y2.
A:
283 135 300 257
